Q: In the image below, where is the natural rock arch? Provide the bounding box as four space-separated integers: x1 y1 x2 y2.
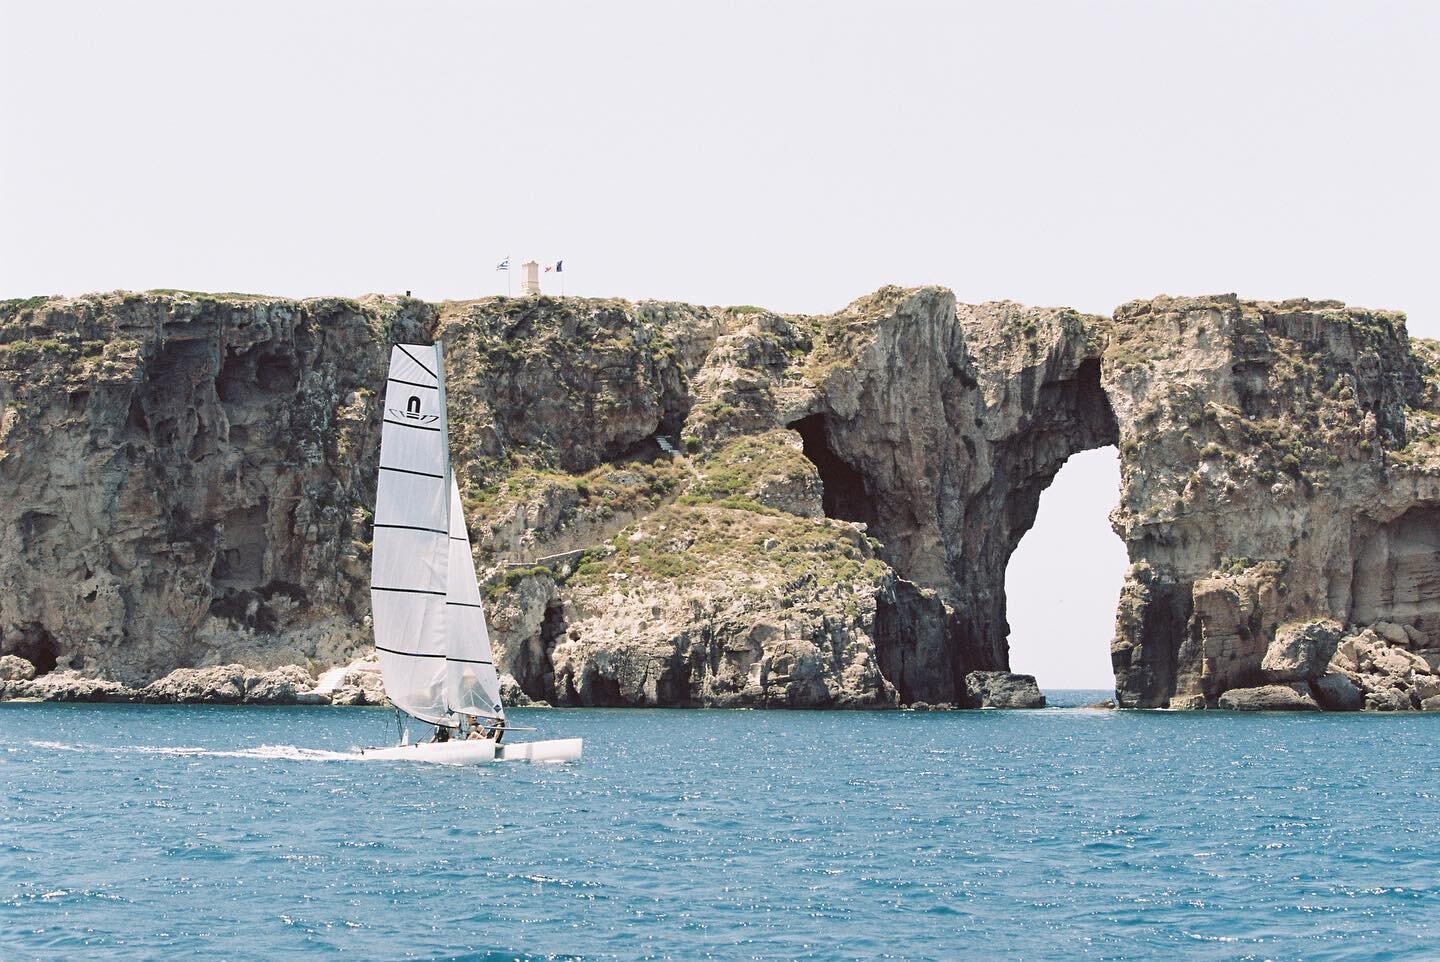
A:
793 291 1119 704
1003 445 1126 690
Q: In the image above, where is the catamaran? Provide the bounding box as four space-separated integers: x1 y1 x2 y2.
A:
358 342 581 765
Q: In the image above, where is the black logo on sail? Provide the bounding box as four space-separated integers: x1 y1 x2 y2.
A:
388 395 438 424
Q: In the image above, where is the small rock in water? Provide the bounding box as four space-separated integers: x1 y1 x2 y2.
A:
964 671 1045 709
1217 685 1321 711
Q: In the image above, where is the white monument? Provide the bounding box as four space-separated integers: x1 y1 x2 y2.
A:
520 260 541 296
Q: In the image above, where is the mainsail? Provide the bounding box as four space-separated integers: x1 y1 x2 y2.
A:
371 342 503 725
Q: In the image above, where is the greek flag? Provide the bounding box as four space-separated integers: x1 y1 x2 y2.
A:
496 257 510 271
545 260 563 273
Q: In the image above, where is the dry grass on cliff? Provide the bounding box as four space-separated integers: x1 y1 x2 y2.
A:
568 501 886 596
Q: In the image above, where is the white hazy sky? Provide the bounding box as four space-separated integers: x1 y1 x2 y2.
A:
4 1 1436 687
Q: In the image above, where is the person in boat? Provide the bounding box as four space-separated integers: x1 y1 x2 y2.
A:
488 717 506 744
464 715 486 740
430 724 451 743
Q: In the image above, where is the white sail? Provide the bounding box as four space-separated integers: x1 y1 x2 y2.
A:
371 343 452 724
445 478 506 721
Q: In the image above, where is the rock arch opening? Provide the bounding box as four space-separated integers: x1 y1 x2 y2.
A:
1004 446 1125 694
787 414 876 526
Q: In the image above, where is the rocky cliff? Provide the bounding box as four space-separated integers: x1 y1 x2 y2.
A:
4 287 1439 710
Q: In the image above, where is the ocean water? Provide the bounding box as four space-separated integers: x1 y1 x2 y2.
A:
3 698 1438 961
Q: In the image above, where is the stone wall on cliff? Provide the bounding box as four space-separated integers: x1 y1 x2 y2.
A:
4 286 1439 709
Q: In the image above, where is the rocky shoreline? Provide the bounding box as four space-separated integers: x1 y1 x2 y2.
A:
4 642 1436 712
0 653 554 709
0 652 1050 710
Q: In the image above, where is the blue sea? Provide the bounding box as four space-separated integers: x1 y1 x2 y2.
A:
3 694 1438 961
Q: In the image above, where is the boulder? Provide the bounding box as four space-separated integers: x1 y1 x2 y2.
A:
1403 624 1428 648
0 655 37 682
329 685 367 706
139 663 322 704
1364 687 1412 712
1328 636 1362 674
1216 684 1320 711
1371 646 1428 678
1312 672 1364 712
1262 619 1343 681
964 671 1046 709
141 665 250 703
245 665 318 704
6 670 136 702
1421 695 1440 712
1372 621 1411 647
1169 693 1207 710
1411 675 1440 703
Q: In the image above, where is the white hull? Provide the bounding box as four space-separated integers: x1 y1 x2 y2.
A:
358 737 582 765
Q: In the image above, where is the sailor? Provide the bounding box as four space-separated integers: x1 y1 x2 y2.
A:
489 717 506 745
464 715 486 740
430 724 451 743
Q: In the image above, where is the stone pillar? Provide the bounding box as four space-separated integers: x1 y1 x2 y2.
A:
520 260 541 296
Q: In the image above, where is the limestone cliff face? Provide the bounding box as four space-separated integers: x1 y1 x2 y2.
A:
3 287 1439 709
0 292 430 685
1101 296 1440 708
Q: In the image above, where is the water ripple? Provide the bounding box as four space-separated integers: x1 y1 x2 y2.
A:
2 701 1439 959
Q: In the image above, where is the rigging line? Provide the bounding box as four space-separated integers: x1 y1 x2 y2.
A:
371 585 447 596
373 523 448 535
375 644 445 659
383 418 441 432
388 376 437 390
397 344 437 378
446 601 484 608
444 656 494 666
378 465 444 479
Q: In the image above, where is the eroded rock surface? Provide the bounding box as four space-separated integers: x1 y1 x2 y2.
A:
6 287 1440 710
1217 684 1320 711
964 671 1046 709
0 291 431 688
0 654 36 681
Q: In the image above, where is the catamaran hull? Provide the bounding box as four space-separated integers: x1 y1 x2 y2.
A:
358 737 582 765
